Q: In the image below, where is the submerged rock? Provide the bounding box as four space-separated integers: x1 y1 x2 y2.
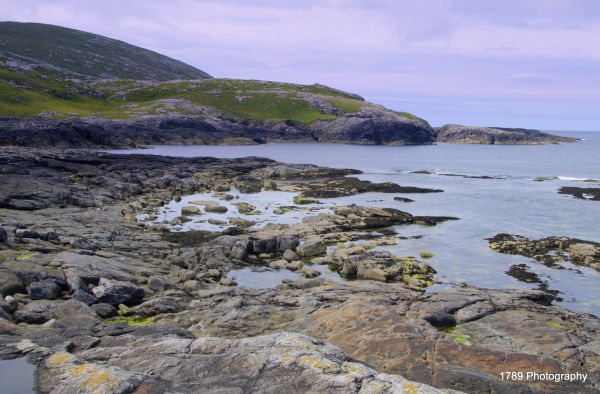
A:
489 234 600 271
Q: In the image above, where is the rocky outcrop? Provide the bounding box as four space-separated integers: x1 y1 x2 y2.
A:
1 148 598 393
559 186 600 201
489 234 600 270
0 110 434 148
435 124 577 144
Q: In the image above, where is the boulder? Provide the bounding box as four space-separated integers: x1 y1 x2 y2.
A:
91 278 145 307
0 227 7 243
282 249 299 262
148 276 179 292
276 236 300 253
229 240 249 260
28 279 62 300
287 261 304 271
0 270 25 296
296 237 327 257
181 205 201 215
131 297 182 317
205 204 228 213
14 300 61 324
91 303 117 318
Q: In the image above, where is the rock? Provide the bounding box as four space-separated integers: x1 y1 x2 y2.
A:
489 234 600 271
435 124 577 144
132 297 182 317
205 204 228 213
4 295 17 313
311 257 330 265
296 237 327 257
269 260 288 270
233 202 256 214
287 261 304 271
148 276 179 292
229 240 249 260
421 310 457 328
0 270 25 296
300 268 321 278
181 205 200 215
91 278 145 307
559 186 600 201
229 217 255 228
282 249 299 262
275 236 300 253
15 229 42 239
419 250 436 259
36 333 449 393
207 269 221 279
208 218 226 225
28 279 62 300
183 280 204 292
14 299 61 324
0 227 7 242
54 300 97 319
91 303 117 318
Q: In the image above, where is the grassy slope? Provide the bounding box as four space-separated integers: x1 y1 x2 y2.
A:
0 22 421 124
0 22 210 80
0 65 371 122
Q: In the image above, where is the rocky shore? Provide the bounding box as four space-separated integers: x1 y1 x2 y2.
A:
1 148 599 393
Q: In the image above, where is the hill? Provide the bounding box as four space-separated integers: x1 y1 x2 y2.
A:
435 124 577 145
0 22 211 80
0 22 433 147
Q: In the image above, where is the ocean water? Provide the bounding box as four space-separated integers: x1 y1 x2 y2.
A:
108 131 600 315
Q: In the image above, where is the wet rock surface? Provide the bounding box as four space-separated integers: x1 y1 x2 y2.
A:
0 148 598 393
559 186 600 201
489 233 600 271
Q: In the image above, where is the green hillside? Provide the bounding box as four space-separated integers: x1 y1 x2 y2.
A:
0 22 211 80
0 22 422 126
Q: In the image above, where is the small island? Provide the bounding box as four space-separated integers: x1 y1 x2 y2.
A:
435 124 578 144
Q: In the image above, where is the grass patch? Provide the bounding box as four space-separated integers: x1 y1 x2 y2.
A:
16 251 40 261
396 111 418 120
106 316 153 327
328 98 362 113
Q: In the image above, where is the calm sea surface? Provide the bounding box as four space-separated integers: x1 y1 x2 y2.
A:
108 131 600 315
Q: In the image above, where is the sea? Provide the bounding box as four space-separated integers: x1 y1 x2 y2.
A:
108 131 600 316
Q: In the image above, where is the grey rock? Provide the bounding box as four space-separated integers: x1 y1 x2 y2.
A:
91 303 117 318
296 237 327 257
91 278 145 307
14 300 62 324
148 276 179 292
0 270 25 296
282 249 299 262
28 279 62 300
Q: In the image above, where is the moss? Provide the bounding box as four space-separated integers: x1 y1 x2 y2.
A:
419 250 435 259
16 251 40 261
46 352 74 366
453 334 471 346
0 255 6 263
293 195 319 205
106 316 153 327
263 181 277 191
396 111 418 120
403 383 419 394
546 321 564 330
298 354 337 371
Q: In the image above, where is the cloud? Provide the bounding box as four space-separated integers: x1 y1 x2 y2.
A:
1 0 599 129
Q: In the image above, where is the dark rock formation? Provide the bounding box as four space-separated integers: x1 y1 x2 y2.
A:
435 124 577 144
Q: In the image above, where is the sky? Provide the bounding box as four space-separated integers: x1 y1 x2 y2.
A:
1 0 599 130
